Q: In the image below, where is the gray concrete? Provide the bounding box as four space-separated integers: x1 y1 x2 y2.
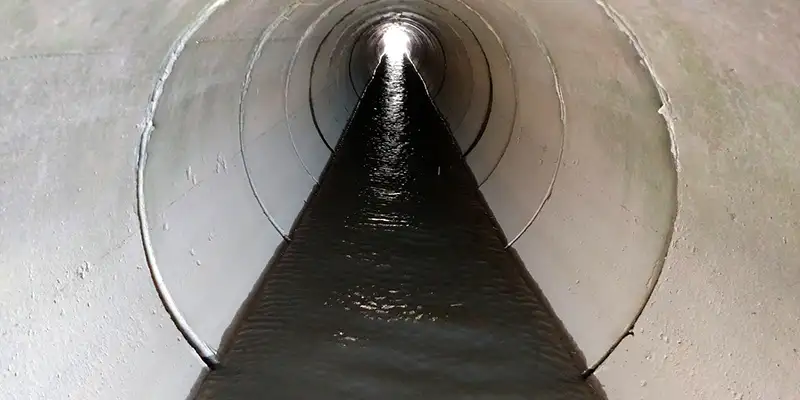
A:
0 0 797 399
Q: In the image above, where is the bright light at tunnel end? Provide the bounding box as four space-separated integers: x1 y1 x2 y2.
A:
381 24 411 61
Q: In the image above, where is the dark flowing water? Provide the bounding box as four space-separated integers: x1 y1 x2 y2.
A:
194 56 603 399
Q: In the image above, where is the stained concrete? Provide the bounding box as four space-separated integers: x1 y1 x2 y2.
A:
1 0 798 399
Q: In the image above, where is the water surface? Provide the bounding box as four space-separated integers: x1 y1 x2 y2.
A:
195 55 603 399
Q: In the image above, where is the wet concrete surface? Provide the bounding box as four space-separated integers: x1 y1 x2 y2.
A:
194 56 603 399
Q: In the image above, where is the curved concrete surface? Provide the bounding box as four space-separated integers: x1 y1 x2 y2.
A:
1 0 797 399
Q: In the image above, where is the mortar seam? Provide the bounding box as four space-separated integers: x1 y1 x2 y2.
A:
581 0 681 379
136 0 233 369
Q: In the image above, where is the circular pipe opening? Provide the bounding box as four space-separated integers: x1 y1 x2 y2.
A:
349 13 447 98
138 0 677 383
379 23 411 59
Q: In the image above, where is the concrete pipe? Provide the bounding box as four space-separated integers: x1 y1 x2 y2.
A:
1 0 798 398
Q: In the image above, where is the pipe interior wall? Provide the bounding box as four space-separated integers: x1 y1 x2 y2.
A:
195 55 602 399
1 0 798 399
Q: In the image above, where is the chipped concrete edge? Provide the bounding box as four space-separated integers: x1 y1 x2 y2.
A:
581 0 681 377
135 0 233 369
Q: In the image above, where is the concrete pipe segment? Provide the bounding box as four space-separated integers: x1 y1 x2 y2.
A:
1 0 797 399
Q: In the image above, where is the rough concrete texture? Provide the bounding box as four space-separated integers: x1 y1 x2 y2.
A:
0 0 797 399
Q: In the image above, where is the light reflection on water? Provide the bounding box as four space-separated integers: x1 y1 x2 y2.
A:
197 48 601 400
361 56 414 228
327 281 446 326
344 57 433 324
